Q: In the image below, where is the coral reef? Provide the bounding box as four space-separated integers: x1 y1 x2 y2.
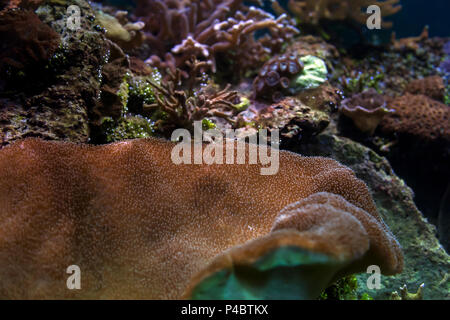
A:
0 0 448 302
272 0 401 27
136 0 299 77
251 97 330 144
0 0 108 146
339 89 394 135
330 30 446 98
0 137 402 299
0 0 141 146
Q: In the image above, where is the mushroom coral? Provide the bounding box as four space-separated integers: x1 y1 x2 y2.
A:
339 89 394 135
0 138 403 299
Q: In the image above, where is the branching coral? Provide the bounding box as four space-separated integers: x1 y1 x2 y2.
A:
273 0 402 27
136 0 298 76
390 283 425 300
390 26 429 52
0 137 403 299
143 57 242 133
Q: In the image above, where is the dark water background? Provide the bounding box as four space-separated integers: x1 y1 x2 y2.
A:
391 0 449 37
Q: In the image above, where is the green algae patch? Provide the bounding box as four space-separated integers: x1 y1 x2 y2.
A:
190 246 344 300
233 96 250 112
101 116 155 142
293 56 328 91
319 275 373 300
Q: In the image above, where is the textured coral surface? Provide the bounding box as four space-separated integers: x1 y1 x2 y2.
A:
380 93 450 143
0 138 402 299
0 9 60 70
405 76 445 101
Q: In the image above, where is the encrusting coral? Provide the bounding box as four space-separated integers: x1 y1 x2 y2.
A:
0 8 60 71
404 76 445 102
379 93 450 144
0 137 403 299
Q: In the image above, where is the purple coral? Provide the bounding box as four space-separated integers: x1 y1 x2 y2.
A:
443 41 450 56
440 58 450 75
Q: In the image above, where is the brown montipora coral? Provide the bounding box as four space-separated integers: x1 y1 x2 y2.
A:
0 138 403 299
405 76 445 102
380 93 450 143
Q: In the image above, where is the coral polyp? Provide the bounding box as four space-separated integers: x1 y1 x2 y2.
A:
253 52 305 101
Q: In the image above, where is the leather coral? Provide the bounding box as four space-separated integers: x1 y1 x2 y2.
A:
0 138 403 299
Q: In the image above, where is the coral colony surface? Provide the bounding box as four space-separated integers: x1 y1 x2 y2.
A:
0 0 448 300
